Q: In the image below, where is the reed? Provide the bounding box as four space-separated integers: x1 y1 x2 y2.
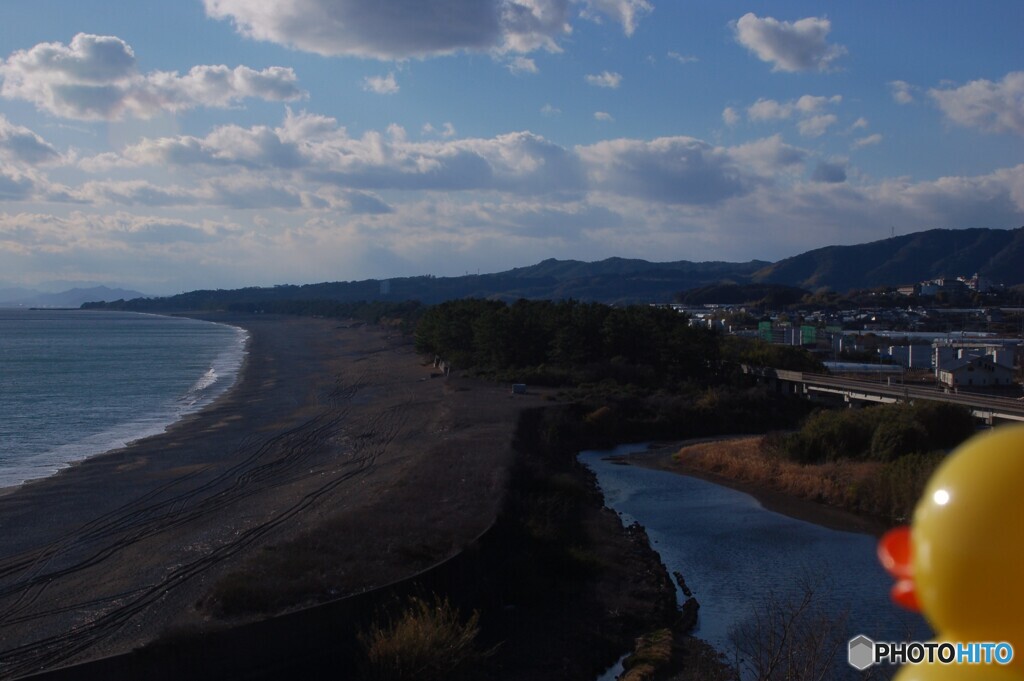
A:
673 437 938 523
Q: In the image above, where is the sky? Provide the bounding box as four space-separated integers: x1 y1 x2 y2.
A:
0 1 1022 294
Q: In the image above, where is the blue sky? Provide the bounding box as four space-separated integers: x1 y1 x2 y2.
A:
0 1 1022 293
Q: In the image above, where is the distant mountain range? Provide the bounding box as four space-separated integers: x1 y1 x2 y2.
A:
0 286 147 308
78 226 1024 310
751 226 1024 292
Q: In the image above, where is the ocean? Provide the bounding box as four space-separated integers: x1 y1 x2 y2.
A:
0 309 247 490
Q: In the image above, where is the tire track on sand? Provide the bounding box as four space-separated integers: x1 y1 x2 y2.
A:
0 376 417 679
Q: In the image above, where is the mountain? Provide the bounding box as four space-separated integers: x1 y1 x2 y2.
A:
752 227 1024 291
0 287 42 305
83 226 1024 311
0 286 148 308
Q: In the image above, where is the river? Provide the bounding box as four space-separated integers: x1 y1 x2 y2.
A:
581 444 931 679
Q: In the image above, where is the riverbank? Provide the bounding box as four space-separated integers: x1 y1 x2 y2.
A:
625 439 889 536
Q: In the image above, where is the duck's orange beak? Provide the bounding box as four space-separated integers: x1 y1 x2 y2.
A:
878 525 920 612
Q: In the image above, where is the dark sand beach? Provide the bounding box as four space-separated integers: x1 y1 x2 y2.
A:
0 314 529 677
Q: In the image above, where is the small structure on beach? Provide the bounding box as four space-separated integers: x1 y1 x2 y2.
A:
511 384 527 395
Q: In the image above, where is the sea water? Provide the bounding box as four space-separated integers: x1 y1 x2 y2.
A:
0 309 247 489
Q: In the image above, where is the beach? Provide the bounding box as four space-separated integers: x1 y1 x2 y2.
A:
0 314 528 677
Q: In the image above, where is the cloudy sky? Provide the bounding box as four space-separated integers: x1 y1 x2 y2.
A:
1 1 1022 293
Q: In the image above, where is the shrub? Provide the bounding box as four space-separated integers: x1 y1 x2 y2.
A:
784 408 879 464
782 401 974 465
856 451 946 523
360 595 488 681
911 401 976 451
869 412 929 462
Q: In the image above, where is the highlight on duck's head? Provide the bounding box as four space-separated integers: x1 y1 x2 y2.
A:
907 424 1024 647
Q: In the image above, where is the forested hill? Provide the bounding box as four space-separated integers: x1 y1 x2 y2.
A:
82 226 1023 311
83 258 770 310
751 226 1024 292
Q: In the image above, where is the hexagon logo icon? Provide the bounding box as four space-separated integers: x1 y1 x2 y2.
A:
848 635 875 670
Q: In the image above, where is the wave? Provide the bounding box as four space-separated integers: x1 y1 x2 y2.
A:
0 320 250 490
191 367 219 392
180 368 219 406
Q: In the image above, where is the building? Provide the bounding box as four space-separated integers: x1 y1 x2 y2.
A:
882 344 932 369
919 277 968 297
938 355 1014 390
933 340 1019 377
896 284 918 296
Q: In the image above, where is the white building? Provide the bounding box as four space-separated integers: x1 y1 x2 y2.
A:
882 345 932 369
938 355 1014 390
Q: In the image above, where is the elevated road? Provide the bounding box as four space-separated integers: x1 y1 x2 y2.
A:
744 367 1024 424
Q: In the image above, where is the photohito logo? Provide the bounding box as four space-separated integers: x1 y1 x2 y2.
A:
848 635 1014 670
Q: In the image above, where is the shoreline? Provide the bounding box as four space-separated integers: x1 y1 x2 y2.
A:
0 314 700 680
0 311 250 497
623 439 888 536
0 314 527 677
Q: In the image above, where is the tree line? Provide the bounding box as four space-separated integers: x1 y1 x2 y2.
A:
413 299 723 389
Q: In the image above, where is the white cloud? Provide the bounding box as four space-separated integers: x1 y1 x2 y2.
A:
748 95 841 121
126 115 584 195
671 165 1024 262
6 148 1024 289
585 70 622 88
850 117 869 130
796 94 840 113
746 95 842 137
0 33 304 120
579 0 653 37
722 107 740 126
594 111 614 122
40 109 1024 282
732 13 846 73
728 135 807 175
667 52 698 64
852 133 883 149
507 56 539 74
577 135 805 205
929 72 1024 136
0 115 60 164
423 122 457 138
363 72 399 94
0 168 37 200
811 159 847 183
889 80 915 105
204 0 649 60
747 98 789 121
122 124 304 169
0 211 254 290
798 114 837 138
0 211 239 249
75 113 818 207
541 103 561 116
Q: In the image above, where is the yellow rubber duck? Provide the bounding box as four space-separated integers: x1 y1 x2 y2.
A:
878 424 1024 680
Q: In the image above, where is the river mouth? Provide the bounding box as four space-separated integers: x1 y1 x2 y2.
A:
580 443 930 678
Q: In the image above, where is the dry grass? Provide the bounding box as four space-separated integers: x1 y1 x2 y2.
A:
360 595 488 681
620 628 674 681
673 438 883 509
672 436 944 523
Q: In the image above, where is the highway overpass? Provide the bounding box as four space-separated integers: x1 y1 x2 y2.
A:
743 366 1024 425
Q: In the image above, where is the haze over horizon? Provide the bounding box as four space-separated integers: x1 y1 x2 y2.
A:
2 1 1023 295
